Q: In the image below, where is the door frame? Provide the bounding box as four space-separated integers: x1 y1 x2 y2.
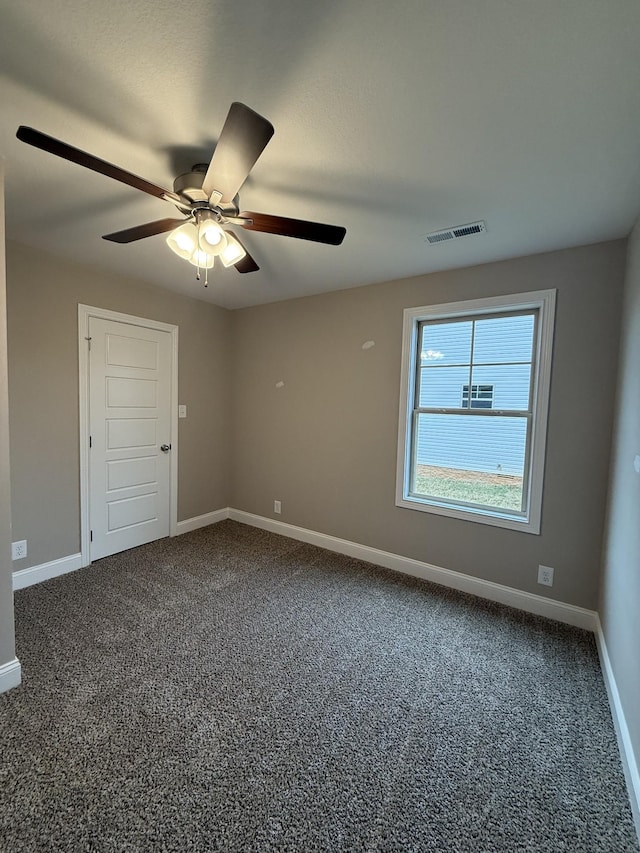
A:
78 304 179 567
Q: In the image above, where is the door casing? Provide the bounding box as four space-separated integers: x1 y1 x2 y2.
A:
78 304 179 567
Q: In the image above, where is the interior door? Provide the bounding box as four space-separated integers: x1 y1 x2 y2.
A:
89 317 172 560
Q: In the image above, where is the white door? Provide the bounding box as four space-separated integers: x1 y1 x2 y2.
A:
89 317 173 560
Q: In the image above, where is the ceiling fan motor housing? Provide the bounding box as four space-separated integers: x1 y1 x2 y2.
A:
173 168 208 204
173 169 239 215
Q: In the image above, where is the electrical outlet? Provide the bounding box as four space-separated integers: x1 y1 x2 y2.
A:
178 404 187 418
12 540 27 560
538 565 554 587
274 500 281 514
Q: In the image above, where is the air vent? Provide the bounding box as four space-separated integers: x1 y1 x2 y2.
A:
424 220 486 244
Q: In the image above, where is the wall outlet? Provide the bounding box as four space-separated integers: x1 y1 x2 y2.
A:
178 404 187 418
274 500 282 514
12 540 27 560
538 565 554 587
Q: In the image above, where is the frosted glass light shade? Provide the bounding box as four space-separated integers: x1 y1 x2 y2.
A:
220 233 247 268
198 221 227 256
166 222 198 259
187 249 215 269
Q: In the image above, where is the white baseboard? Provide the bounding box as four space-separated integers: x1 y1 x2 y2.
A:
13 552 83 591
0 657 22 694
11 511 597 631
13 507 229 592
175 508 229 535
11 509 231 590
228 509 598 631
594 615 640 838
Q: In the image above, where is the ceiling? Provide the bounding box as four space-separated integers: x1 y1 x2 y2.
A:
1 0 640 310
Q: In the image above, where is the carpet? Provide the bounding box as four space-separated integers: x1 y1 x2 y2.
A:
0 520 637 852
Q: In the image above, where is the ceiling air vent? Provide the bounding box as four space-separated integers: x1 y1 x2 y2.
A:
424 220 486 244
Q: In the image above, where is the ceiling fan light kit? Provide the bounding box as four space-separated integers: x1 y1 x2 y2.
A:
194 209 227 256
219 233 247 268
16 103 346 288
166 210 241 286
165 221 198 260
189 250 215 270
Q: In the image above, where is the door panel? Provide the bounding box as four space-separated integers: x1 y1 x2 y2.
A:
89 317 172 560
108 493 159 531
107 335 158 369
107 456 157 491
106 377 158 408
107 418 157 449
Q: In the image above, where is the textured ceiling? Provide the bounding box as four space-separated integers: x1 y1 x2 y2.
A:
1 0 640 309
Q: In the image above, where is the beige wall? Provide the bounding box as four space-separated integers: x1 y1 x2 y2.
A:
600 217 640 814
231 240 625 611
4 236 628 612
7 241 232 570
0 164 16 668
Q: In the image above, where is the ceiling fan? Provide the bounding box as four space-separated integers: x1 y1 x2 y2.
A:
16 102 346 283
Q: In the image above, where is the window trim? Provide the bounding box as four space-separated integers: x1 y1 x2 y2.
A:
395 289 556 534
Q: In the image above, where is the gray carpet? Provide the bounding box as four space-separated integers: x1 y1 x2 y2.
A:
0 520 637 852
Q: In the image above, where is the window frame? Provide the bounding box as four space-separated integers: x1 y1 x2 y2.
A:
396 289 556 534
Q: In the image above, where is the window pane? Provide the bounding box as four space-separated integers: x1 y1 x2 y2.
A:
471 364 531 410
420 320 472 366
412 413 527 511
419 365 470 408
472 314 535 364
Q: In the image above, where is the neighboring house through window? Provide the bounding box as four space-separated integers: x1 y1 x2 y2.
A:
462 384 494 409
396 290 556 533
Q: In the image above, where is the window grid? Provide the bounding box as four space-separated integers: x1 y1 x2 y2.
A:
416 311 535 414
410 308 539 517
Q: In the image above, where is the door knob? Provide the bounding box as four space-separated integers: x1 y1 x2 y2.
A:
160 444 171 452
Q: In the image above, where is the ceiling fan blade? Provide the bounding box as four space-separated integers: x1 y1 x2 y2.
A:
239 211 346 245
102 218 187 243
16 126 183 204
202 103 274 203
226 231 259 273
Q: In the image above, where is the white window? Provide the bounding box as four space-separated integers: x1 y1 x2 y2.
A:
396 290 556 534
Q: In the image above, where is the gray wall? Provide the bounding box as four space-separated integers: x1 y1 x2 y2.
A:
0 164 16 669
600 216 640 810
7 241 232 570
231 240 626 610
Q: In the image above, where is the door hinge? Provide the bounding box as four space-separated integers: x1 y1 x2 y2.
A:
89 435 92 448
85 336 92 351
90 530 93 542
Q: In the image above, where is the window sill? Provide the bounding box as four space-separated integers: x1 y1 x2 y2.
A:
396 494 541 535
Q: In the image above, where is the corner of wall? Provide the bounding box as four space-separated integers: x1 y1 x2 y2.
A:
0 158 20 690
598 213 640 840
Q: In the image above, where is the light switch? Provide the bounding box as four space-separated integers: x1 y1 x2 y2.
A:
178 405 187 418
